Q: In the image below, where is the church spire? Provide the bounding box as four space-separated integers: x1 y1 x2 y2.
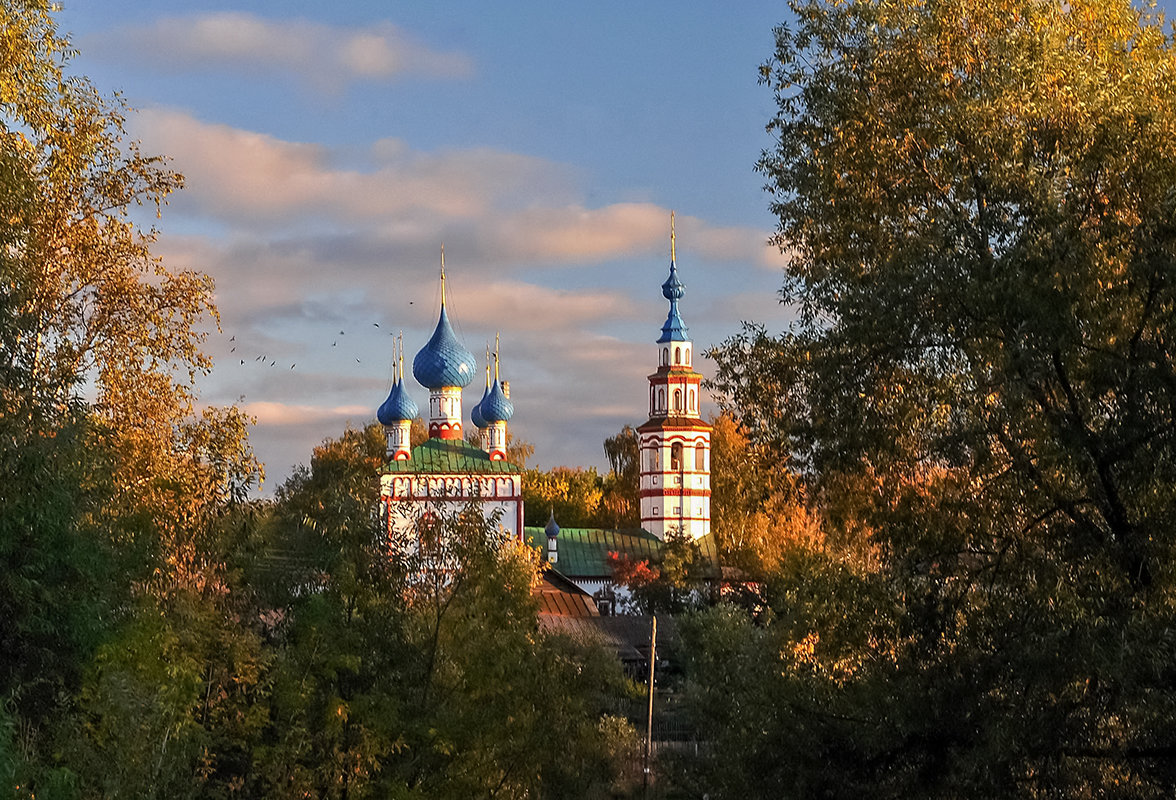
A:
638 212 711 541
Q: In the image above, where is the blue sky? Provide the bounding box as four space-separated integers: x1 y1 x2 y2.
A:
55 1 794 489
59 2 1175 491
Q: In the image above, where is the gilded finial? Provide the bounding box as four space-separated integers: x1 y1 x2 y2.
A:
485 344 491 388
439 244 447 306
670 210 676 263
494 332 501 381
397 332 404 382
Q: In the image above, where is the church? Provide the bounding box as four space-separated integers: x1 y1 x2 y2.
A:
376 221 714 605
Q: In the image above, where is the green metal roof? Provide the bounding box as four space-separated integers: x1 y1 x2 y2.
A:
383 438 522 475
524 527 720 579
522 527 660 578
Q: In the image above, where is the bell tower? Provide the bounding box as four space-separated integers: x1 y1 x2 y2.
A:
637 214 711 541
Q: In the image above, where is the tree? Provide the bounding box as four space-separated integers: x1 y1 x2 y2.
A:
522 466 606 527
0 3 264 794
697 0 1176 795
601 425 639 528
256 424 633 799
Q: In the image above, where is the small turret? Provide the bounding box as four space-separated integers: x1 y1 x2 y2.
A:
481 335 514 461
544 509 560 564
378 334 417 460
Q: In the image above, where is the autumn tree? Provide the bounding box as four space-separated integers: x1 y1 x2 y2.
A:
691 0 1176 795
601 424 640 528
522 465 606 527
1 2 264 794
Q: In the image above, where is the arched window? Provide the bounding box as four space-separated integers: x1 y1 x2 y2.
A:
695 447 705 471
658 388 665 411
689 389 695 411
686 348 691 365
675 346 681 365
671 442 682 471
673 389 682 412
648 449 657 470
661 347 668 366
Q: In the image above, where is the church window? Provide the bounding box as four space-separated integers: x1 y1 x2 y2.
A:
695 447 705 471
675 346 681 365
671 442 682 470
686 348 691 365
658 388 665 411
661 347 668 366
673 389 682 412
648 449 657 470
689 389 695 411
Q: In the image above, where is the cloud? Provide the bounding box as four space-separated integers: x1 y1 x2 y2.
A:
84 14 472 93
242 401 373 427
134 109 572 226
443 282 640 331
135 111 785 275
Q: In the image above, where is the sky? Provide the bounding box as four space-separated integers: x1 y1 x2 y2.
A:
54 1 799 490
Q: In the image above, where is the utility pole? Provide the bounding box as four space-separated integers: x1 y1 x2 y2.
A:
643 614 658 798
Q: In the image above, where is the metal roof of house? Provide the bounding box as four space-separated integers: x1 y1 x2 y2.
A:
535 568 599 618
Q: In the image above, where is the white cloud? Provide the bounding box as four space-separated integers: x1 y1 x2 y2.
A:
135 109 571 226
242 401 372 427
84 14 472 93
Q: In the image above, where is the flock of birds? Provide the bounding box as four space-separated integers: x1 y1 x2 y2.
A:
225 320 413 374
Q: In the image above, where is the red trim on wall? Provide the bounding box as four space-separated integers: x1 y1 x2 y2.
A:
384 493 523 502
640 487 711 499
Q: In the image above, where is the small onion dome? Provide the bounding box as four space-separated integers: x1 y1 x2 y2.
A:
545 509 560 539
377 379 418 424
661 262 685 301
657 262 690 343
480 378 514 422
412 304 476 388
470 383 490 429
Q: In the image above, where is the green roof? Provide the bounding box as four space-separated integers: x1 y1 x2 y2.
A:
524 527 721 579
383 438 522 475
523 527 662 578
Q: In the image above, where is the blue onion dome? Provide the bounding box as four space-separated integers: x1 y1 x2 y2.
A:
658 262 690 343
545 509 560 539
661 262 685 300
470 383 489 429
412 304 476 388
377 378 418 424
480 378 514 422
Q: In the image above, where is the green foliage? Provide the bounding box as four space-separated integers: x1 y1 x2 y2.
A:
523 465 607 527
601 425 640 528
692 0 1176 795
254 425 633 799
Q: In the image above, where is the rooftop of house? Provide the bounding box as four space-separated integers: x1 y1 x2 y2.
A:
535 568 599 618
